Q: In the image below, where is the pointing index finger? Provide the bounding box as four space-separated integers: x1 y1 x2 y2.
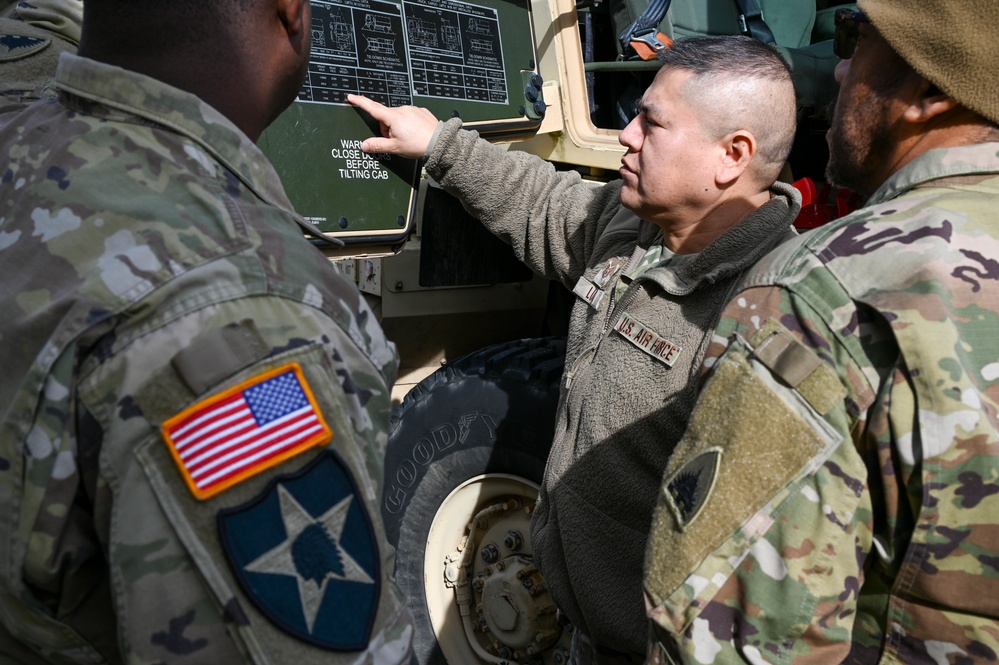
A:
346 94 383 117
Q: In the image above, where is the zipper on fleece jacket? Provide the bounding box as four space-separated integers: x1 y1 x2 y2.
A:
563 245 649 392
600 244 652 336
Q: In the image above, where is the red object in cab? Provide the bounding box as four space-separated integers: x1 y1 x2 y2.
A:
792 178 862 230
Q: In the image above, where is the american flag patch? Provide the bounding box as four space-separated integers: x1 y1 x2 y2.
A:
162 362 333 500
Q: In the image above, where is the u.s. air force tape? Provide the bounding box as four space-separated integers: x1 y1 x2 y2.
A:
614 312 681 367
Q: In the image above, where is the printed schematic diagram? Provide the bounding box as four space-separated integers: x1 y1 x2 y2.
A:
407 17 438 48
297 0 411 108
363 14 395 33
403 0 508 104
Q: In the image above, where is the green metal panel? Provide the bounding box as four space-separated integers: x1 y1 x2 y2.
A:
259 0 541 248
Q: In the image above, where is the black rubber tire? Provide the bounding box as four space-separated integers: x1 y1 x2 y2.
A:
382 337 566 665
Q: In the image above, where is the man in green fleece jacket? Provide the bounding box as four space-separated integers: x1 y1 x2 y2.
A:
350 35 801 664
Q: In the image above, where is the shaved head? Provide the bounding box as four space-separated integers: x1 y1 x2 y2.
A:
79 0 312 141
657 36 797 186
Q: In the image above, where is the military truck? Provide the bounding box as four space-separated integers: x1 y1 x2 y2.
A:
258 1 854 662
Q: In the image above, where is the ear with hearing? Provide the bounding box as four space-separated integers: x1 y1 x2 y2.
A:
903 79 958 124
716 130 756 185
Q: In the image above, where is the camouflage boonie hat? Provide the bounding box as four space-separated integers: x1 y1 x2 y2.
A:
858 0 999 125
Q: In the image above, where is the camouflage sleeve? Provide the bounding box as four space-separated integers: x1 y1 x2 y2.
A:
76 292 413 664
643 279 883 663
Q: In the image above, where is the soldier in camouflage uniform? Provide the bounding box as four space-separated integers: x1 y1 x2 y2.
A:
0 0 413 663
644 0 999 662
0 0 82 113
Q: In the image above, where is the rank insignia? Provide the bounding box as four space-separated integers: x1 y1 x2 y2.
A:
218 452 380 650
0 34 49 62
664 447 722 531
162 362 332 500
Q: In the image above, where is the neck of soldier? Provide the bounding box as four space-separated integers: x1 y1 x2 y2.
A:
866 108 999 200
78 36 277 143
649 188 773 255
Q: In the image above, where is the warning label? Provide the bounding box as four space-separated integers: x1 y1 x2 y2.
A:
330 139 391 180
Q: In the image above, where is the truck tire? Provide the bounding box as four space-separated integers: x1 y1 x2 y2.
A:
382 337 569 665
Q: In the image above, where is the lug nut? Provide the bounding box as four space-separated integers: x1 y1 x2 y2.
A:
505 530 523 551
481 543 499 564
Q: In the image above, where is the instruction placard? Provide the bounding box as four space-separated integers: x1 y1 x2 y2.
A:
403 0 508 104
302 0 413 107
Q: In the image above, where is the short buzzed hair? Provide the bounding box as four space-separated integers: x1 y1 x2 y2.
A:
657 36 797 185
83 0 258 48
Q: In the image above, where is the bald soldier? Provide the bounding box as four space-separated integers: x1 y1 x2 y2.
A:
644 0 999 662
0 0 413 662
349 35 800 664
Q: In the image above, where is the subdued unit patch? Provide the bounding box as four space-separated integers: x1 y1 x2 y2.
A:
0 33 49 61
664 447 722 531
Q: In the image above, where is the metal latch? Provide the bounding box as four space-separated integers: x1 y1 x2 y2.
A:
628 28 672 61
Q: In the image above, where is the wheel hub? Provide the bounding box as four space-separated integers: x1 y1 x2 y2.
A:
425 475 571 665
477 555 560 654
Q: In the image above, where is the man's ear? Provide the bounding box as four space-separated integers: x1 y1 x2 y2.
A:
716 130 756 186
276 0 309 38
903 78 959 124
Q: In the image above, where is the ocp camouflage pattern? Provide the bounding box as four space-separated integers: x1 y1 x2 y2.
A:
0 53 412 663
645 142 999 663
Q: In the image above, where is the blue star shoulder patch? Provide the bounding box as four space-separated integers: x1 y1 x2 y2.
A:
217 452 380 649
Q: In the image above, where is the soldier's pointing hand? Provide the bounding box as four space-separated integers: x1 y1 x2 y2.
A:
347 94 440 159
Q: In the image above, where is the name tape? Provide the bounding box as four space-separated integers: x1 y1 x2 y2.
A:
614 312 682 367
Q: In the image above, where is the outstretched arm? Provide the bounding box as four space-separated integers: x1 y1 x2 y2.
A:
346 94 439 158
349 94 624 287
